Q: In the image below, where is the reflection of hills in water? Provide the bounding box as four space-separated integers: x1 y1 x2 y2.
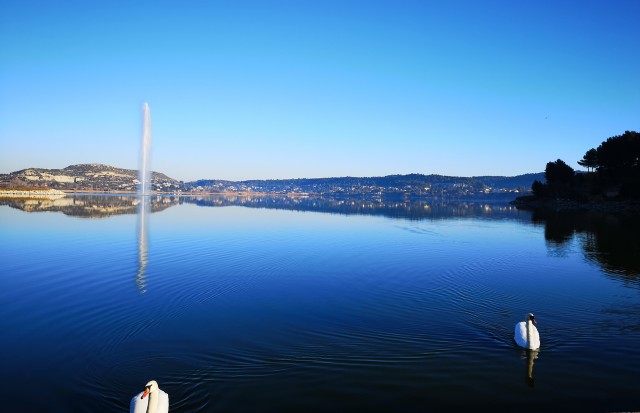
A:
185 194 531 222
530 208 640 283
0 194 178 218
0 193 531 221
179 195 640 282
3 193 637 281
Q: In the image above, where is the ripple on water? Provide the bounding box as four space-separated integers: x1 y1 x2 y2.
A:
5 203 640 412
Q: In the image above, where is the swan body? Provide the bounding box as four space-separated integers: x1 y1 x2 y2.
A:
130 380 169 413
514 313 540 350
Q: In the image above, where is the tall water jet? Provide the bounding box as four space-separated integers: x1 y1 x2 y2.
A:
139 102 152 195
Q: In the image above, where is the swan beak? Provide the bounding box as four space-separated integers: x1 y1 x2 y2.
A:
141 388 150 399
532 319 537 325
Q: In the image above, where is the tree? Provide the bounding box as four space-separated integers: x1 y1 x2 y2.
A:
526 131 640 202
531 179 549 198
577 148 598 172
596 131 640 172
545 159 574 185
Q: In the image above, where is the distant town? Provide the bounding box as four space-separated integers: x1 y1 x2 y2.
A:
0 163 543 199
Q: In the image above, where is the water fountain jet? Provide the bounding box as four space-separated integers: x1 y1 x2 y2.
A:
139 103 152 195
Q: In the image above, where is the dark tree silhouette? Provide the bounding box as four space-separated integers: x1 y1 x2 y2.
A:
545 159 574 185
531 180 548 198
596 131 640 172
577 148 598 172
595 131 640 198
527 131 640 202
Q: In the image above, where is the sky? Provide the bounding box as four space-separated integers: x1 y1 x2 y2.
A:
1 0 638 181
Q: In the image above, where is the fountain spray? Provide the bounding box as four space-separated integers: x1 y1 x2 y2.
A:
139 102 152 195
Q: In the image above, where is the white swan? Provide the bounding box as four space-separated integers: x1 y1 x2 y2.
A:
130 380 169 413
514 313 540 350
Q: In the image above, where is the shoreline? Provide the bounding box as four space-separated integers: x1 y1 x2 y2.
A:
511 195 640 213
0 189 314 198
2 188 525 202
59 189 312 197
0 188 67 198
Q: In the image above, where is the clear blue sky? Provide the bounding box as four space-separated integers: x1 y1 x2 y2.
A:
1 0 638 181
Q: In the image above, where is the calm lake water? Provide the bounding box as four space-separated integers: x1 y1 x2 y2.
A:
1 195 639 412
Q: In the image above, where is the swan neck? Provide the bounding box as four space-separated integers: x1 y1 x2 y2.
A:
147 390 159 413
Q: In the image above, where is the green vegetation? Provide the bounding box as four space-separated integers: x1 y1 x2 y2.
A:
530 131 640 201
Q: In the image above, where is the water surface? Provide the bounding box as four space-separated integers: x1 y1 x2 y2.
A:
1 195 639 412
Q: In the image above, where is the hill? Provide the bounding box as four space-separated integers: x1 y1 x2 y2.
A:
0 164 543 198
0 164 182 192
187 172 543 198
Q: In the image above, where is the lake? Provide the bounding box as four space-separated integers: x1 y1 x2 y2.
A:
1 194 639 412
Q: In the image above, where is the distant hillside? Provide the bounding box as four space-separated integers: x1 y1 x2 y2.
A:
471 173 546 190
0 164 543 198
188 172 544 198
0 164 182 192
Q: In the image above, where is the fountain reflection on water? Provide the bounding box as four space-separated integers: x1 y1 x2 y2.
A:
135 197 149 293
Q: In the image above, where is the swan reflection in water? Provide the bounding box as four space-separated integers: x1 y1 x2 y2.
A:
135 196 150 294
524 348 539 387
